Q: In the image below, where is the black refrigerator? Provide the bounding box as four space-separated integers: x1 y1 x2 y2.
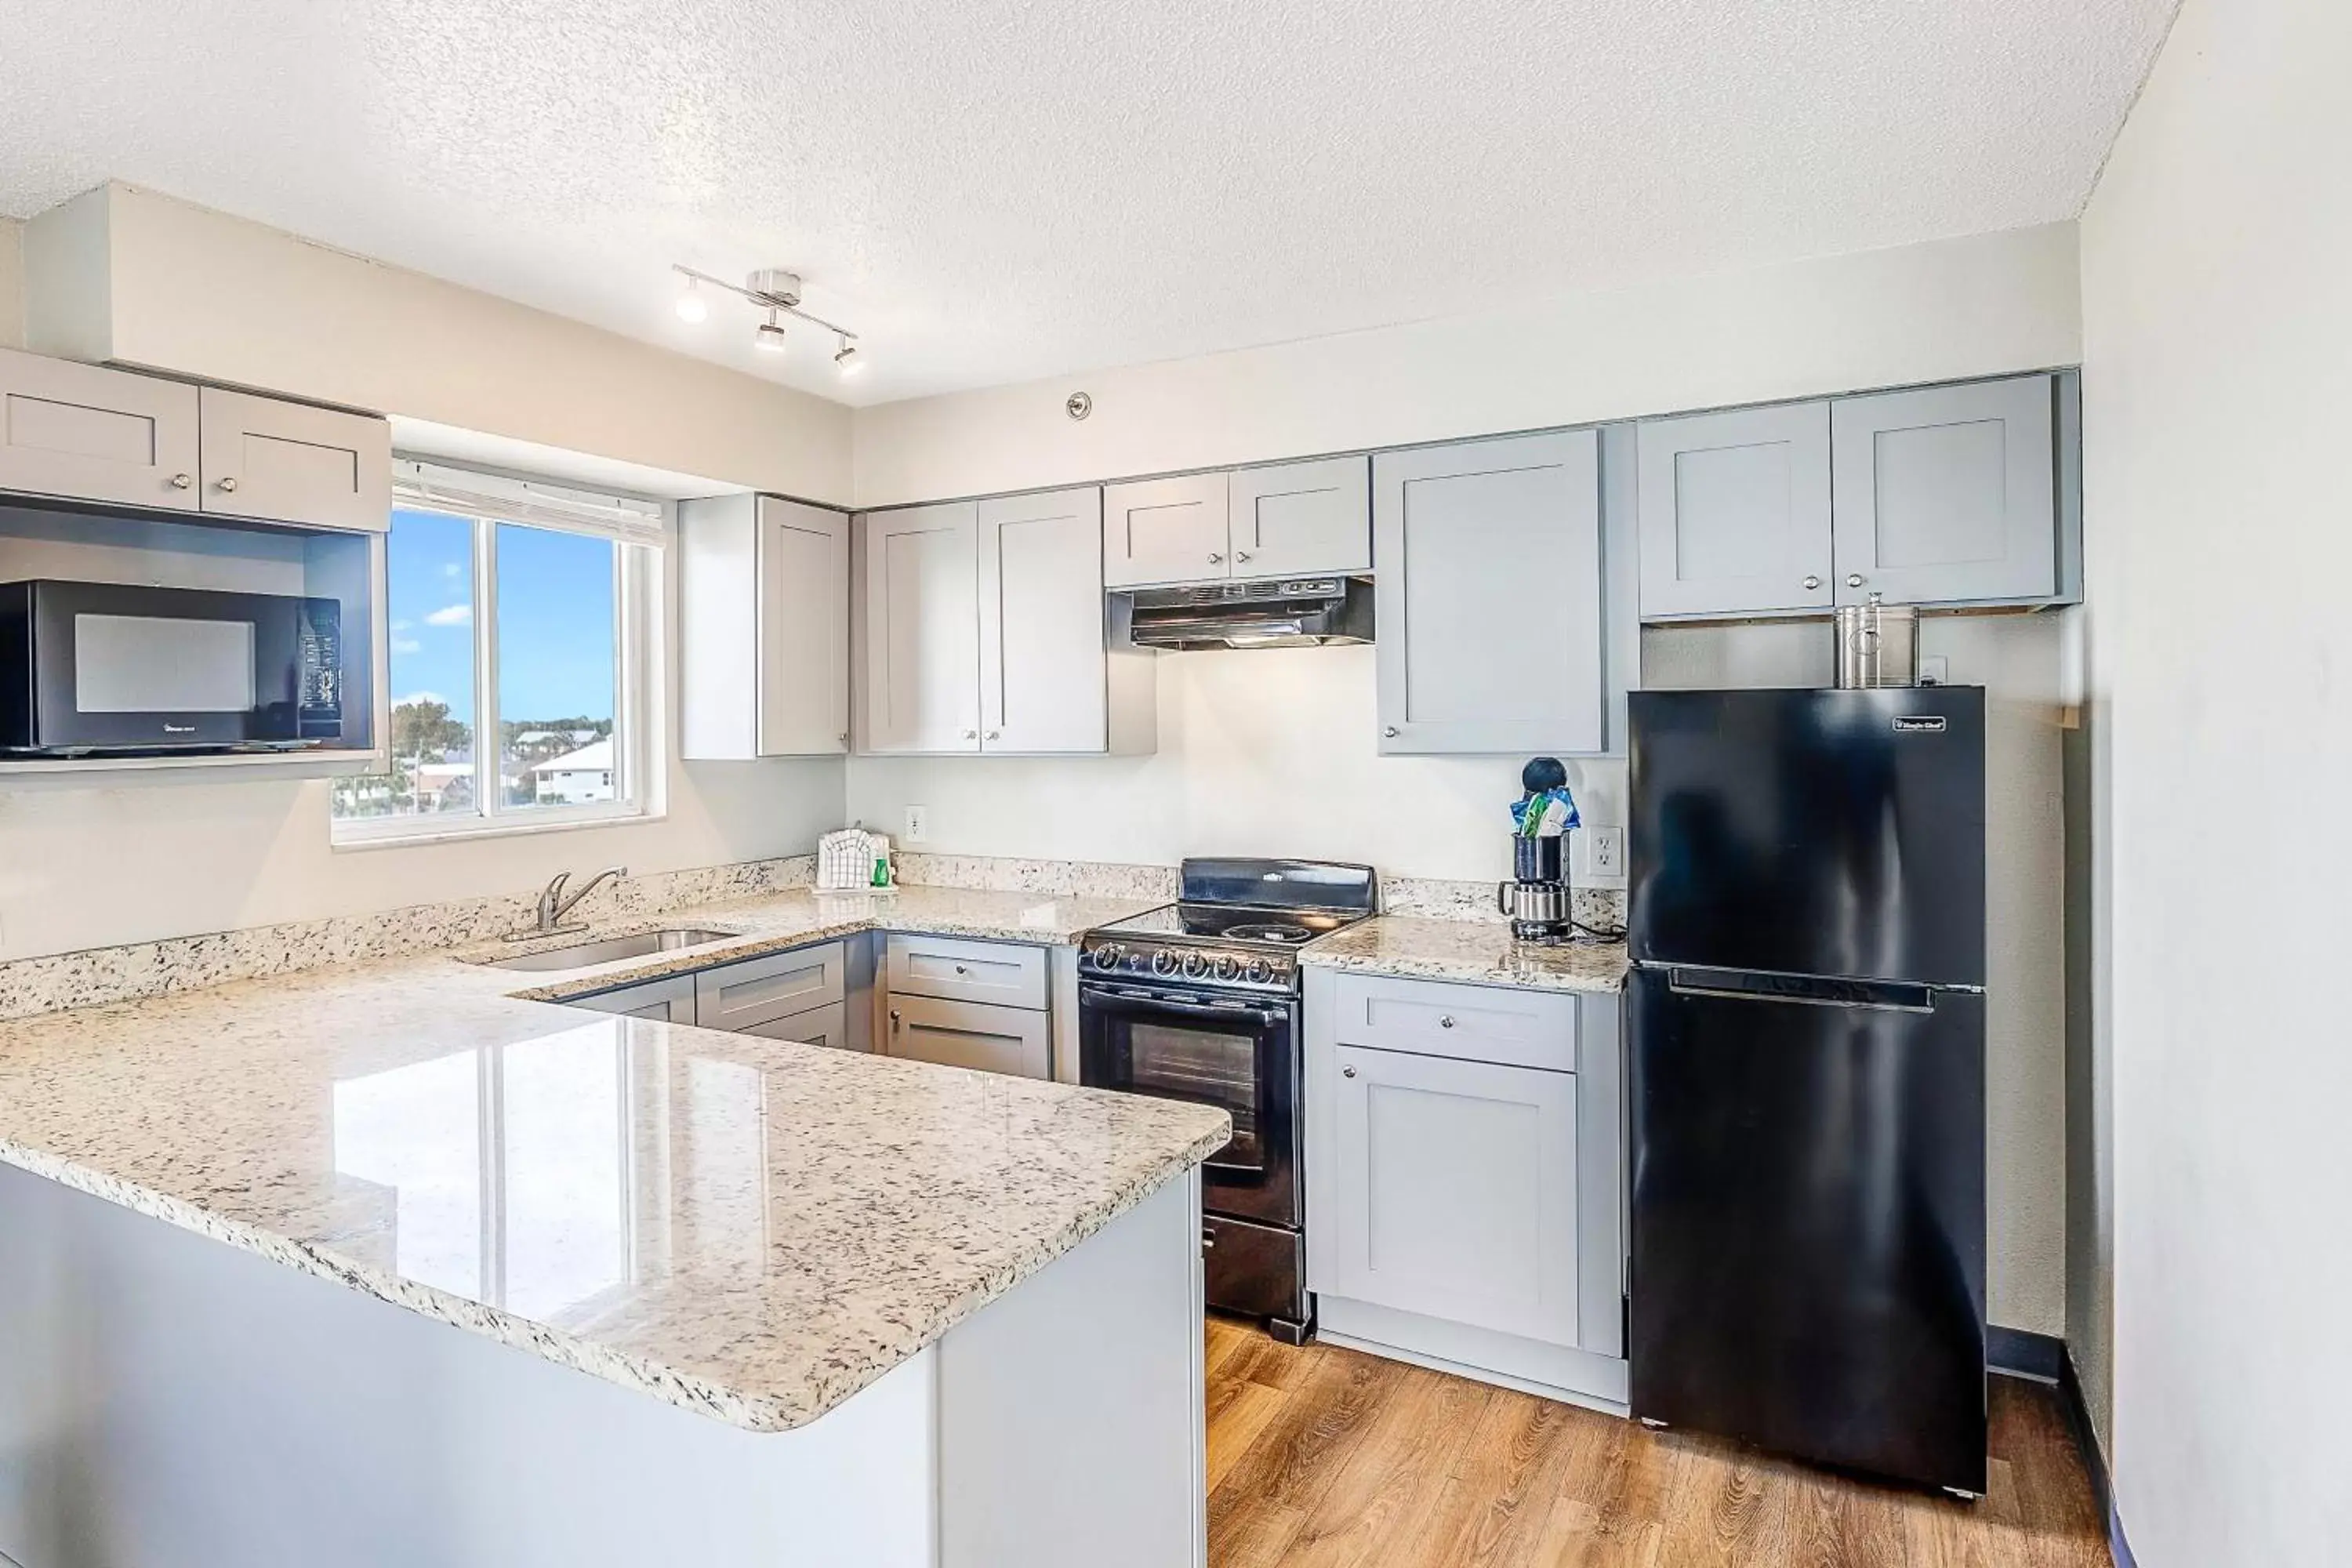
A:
1626 687 1988 1497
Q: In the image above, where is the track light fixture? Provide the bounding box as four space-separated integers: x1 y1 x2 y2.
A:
670 264 861 368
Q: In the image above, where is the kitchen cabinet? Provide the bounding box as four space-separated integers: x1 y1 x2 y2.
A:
862 502 983 753
885 993 1054 1080
196 387 391 533
1320 1040 1582 1348
568 973 695 1024
0 347 201 512
859 492 1151 756
738 999 851 1049
1103 458 1370 588
1636 401 1834 618
1102 473 1229 588
978 489 1109 753
1372 430 1605 755
1831 374 2058 606
693 942 846 1033
681 495 850 758
885 932 1051 1010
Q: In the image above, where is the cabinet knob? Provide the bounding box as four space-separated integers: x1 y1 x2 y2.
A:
961 730 977 740
217 476 239 494
1439 1015 1456 1029
1207 553 1224 564
985 730 1000 741
1342 1065 1357 1079
954 964 968 975
1846 573 1865 588
1382 726 1399 739
170 473 194 490
1235 550 1252 563
889 1010 901 1029
1802 575 1820 590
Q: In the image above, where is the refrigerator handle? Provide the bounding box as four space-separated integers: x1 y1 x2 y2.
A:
1665 969 1937 1014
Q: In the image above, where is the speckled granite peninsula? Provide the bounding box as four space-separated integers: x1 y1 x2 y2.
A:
0 881 1225 1436
1301 913 1632 993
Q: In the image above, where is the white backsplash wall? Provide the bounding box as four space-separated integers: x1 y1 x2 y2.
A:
1642 612 2071 1339
845 643 1627 887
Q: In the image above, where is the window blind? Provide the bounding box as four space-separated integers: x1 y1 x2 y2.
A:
391 457 667 544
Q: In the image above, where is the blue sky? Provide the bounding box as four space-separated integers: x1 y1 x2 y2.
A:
387 508 615 724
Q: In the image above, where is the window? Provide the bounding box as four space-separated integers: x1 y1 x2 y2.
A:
333 463 662 842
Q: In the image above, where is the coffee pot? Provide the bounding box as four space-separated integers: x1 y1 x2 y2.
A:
1500 759 1578 944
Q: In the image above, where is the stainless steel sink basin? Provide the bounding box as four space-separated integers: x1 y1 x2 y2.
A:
482 927 742 972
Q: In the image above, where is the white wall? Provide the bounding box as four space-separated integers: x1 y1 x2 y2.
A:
2080 1 2352 1561
851 223 2082 507
0 218 21 348
0 196 843 960
23 184 852 505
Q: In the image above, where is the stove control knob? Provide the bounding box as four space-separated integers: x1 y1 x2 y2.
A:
1180 951 1210 979
1212 954 1241 981
1151 950 1181 977
1090 943 1123 971
1244 957 1273 985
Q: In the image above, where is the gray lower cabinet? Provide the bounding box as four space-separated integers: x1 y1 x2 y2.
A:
1372 430 1605 755
885 993 1052 1080
1831 373 2059 606
568 973 695 1024
1305 967 1627 1411
737 999 850 1049
1637 401 1834 619
694 944 847 1033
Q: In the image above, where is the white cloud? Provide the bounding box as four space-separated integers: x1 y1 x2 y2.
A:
424 604 472 626
393 691 446 709
390 619 413 633
391 637 423 655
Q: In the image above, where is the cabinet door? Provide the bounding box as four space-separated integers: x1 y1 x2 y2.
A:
694 942 846 1033
1831 375 2056 605
862 503 981 753
568 975 695 1023
1636 402 1832 618
1226 456 1370 579
198 387 390 532
885 994 1052 1080
738 1000 852 1049
0 347 201 510
1373 430 1603 754
978 488 1108 753
1322 1043 1581 1348
1102 472 1230 587
757 498 851 755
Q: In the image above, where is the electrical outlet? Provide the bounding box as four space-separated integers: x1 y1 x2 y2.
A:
1588 826 1625 878
1921 655 1951 686
902 805 929 844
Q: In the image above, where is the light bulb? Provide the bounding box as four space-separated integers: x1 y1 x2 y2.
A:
754 310 788 354
834 338 863 376
674 276 708 323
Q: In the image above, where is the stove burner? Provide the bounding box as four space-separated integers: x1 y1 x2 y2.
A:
1223 923 1316 945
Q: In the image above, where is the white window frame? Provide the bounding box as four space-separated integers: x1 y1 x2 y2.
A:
332 460 666 847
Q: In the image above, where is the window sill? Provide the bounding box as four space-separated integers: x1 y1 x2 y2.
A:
330 809 668 853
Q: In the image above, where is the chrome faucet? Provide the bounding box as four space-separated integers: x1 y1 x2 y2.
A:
527 866 627 938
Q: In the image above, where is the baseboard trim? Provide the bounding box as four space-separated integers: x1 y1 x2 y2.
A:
1987 1324 2065 1382
2049 1343 2135 1568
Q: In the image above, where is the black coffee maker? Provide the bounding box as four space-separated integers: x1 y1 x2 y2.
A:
1497 757 1577 943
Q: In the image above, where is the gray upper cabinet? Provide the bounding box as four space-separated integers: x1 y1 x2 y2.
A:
1102 472 1228 588
0 346 201 512
1225 456 1370 579
862 502 982 753
1831 374 2057 606
1636 401 1833 619
681 495 850 759
1373 430 1604 755
196 387 390 533
978 488 1109 753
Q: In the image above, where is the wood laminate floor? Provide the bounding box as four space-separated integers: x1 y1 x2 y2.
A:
1205 1316 2111 1568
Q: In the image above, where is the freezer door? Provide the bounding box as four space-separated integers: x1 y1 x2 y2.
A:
1628 965 1987 1494
1628 687 1986 985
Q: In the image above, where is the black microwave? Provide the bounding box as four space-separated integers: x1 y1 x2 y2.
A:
0 579 351 757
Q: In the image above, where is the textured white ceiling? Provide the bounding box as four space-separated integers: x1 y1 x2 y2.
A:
0 0 2175 407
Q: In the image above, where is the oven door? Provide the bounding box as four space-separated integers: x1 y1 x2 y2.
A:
13 581 344 753
1079 983 1298 1228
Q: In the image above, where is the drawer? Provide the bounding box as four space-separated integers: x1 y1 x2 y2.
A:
884 933 1048 1010
885 993 1052 1080
694 942 845 1032
736 1000 853 1051
569 973 694 1024
1330 972 1578 1073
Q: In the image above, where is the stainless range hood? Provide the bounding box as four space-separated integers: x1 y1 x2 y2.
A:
1118 576 1374 651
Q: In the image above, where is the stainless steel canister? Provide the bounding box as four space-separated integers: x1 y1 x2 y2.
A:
1835 593 1922 688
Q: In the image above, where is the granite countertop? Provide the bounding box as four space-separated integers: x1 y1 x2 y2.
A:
1303 914 1632 993
0 882 1227 1434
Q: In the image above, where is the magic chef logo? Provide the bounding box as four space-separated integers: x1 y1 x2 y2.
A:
1892 715 1948 735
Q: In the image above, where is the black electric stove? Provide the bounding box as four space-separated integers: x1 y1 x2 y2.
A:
1077 858 1378 1341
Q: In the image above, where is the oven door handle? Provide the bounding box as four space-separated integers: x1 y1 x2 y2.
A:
1083 990 1289 1029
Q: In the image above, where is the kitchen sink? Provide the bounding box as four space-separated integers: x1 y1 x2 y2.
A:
481 927 742 972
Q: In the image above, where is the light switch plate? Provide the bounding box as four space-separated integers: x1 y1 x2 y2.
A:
1587 826 1625 878
903 805 929 844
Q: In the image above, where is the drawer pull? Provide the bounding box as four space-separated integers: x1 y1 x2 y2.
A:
1343 1065 1357 1079
954 964 968 975
1439 1015 1456 1029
